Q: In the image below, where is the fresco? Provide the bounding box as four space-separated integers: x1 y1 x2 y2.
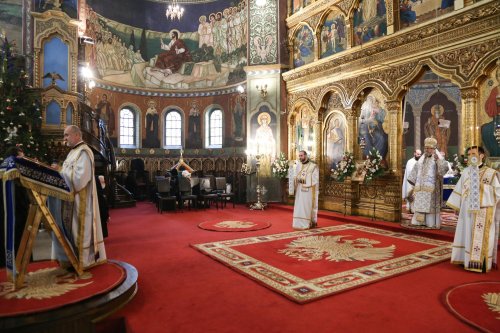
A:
399 0 455 29
479 66 500 157
320 12 346 59
293 25 314 68
419 91 458 157
249 0 277 65
186 100 202 149
295 106 316 154
33 0 78 19
353 0 387 46
0 0 22 54
290 0 313 14
250 106 277 177
144 98 160 148
231 94 246 144
85 0 247 91
326 112 347 170
358 91 388 160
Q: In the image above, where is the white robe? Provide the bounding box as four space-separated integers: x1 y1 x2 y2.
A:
448 166 499 272
408 153 448 228
402 157 418 211
60 142 106 269
292 161 319 230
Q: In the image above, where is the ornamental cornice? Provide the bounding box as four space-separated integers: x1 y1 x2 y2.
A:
283 1 499 87
326 92 343 110
460 87 479 99
432 38 500 81
34 18 77 48
385 100 401 112
304 12 322 31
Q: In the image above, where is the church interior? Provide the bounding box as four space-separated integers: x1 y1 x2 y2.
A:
0 0 499 332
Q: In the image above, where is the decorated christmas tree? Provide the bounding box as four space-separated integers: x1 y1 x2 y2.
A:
0 36 46 162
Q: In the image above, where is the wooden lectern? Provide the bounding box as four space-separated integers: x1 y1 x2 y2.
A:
1 157 83 290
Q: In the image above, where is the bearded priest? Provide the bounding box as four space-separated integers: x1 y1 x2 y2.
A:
448 146 499 273
407 137 449 228
290 150 319 230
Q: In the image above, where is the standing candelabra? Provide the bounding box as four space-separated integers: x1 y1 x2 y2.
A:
242 153 267 210
250 154 266 210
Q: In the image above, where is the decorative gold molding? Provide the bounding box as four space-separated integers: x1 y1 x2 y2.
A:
284 1 499 88
286 0 352 28
33 12 78 93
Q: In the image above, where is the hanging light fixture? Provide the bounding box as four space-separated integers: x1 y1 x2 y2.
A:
166 0 184 20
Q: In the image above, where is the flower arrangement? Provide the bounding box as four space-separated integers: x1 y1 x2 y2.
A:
449 153 467 177
271 152 290 179
363 148 385 182
331 152 356 182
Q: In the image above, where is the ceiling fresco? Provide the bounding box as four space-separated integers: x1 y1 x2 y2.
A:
85 0 247 91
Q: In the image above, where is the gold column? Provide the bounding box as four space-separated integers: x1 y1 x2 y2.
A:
345 107 357 156
386 100 402 174
460 87 479 152
413 108 422 150
312 116 320 162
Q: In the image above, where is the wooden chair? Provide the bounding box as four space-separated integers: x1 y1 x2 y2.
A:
216 177 235 208
198 176 219 209
178 177 198 210
156 178 177 213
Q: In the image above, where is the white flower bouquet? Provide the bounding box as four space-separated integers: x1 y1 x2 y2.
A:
272 152 290 179
363 148 384 182
331 152 356 182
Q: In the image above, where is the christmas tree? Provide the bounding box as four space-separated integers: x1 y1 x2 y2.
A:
0 36 46 162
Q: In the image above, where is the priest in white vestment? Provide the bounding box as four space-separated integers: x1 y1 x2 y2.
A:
57 125 107 269
402 149 422 211
448 146 499 272
291 150 319 230
407 137 448 228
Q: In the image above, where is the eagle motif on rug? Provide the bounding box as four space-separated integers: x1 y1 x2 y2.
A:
214 221 257 229
278 235 395 262
482 292 500 319
0 267 92 300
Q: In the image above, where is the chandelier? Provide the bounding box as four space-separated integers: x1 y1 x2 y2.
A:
165 0 184 20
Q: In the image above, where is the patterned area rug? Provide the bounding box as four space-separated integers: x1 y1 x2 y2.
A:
198 220 271 232
192 224 452 303
444 281 500 333
0 260 125 317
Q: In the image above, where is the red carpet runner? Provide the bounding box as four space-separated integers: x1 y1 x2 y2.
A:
193 223 452 303
198 219 271 232
444 281 500 333
0 261 125 317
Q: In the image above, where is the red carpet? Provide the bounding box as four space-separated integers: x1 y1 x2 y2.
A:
0 261 125 317
198 219 271 232
193 224 451 303
103 202 500 333
444 281 500 333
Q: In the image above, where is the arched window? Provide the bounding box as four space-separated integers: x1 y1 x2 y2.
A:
164 110 182 148
46 101 61 125
206 109 223 148
119 107 137 148
43 37 68 91
66 103 73 125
